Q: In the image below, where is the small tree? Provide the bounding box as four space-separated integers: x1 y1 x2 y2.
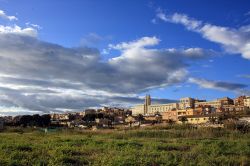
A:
179 116 188 124
245 108 250 115
137 114 144 127
166 119 175 125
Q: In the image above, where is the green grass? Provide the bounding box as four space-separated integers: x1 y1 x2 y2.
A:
0 125 249 166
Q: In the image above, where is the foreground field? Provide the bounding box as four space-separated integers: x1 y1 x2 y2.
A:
0 125 250 166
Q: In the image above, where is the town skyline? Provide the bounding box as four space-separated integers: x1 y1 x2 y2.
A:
0 0 250 116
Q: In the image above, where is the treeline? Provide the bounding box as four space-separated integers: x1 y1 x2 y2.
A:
7 114 51 127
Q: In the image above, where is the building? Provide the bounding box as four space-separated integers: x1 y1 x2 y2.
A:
178 115 216 124
131 95 179 115
148 103 178 114
234 96 246 106
195 100 222 109
132 95 196 115
161 110 178 121
222 105 248 114
178 97 195 109
217 97 234 105
144 114 162 122
131 104 145 115
176 108 199 117
195 106 216 115
195 97 233 109
50 113 69 121
244 96 250 108
145 95 151 114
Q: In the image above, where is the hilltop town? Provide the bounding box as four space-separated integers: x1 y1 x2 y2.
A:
0 95 250 131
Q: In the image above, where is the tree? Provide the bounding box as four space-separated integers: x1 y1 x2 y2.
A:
179 116 188 124
244 108 250 115
209 116 216 124
41 114 51 126
83 113 96 122
166 119 175 125
19 115 33 127
136 114 144 127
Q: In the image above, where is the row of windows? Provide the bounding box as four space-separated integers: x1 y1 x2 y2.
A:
189 118 208 121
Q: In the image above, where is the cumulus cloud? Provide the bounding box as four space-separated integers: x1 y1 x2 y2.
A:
0 9 17 21
0 34 213 115
156 12 250 59
188 77 248 91
0 25 37 37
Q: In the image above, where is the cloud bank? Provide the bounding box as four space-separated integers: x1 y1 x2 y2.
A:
188 77 248 92
0 32 214 115
156 11 250 59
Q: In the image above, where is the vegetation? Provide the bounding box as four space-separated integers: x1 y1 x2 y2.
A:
0 125 249 166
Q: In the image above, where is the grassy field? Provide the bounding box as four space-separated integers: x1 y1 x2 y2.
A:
0 125 249 166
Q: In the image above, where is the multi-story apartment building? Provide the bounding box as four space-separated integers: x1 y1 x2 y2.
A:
179 97 195 109
222 105 247 114
218 97 234 105
195 100 222 109
234 96 246 106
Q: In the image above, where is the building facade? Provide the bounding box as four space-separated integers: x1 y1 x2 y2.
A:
234 96 246 106
195 100 222 109
244 96 250 108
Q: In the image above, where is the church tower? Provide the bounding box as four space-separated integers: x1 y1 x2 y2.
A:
144 94 151 114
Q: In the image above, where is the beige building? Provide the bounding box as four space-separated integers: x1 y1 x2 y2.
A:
178 115 214 124
217 97 234 105
131 104 145 115
244 96 250 108
131 95 196 115
195 100 222 108
179 97 195 109
222 105 247 114
131 95 179 115
195 97 233 109
176 108 198 117
234 96 246 106
148 103 178 114
162 111 178 121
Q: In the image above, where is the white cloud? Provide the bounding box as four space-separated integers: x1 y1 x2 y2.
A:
0 25 37 37
109 36 160 50
0 9 17 21
101 48 109 55
25 22 42 30
188 77 248 91
157 12 250 59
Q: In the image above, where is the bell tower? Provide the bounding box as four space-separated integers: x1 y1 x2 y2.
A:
144 94 151 114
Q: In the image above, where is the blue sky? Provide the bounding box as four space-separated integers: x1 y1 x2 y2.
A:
0 0 250 115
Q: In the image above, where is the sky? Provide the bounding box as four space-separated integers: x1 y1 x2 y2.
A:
0 0 250 116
